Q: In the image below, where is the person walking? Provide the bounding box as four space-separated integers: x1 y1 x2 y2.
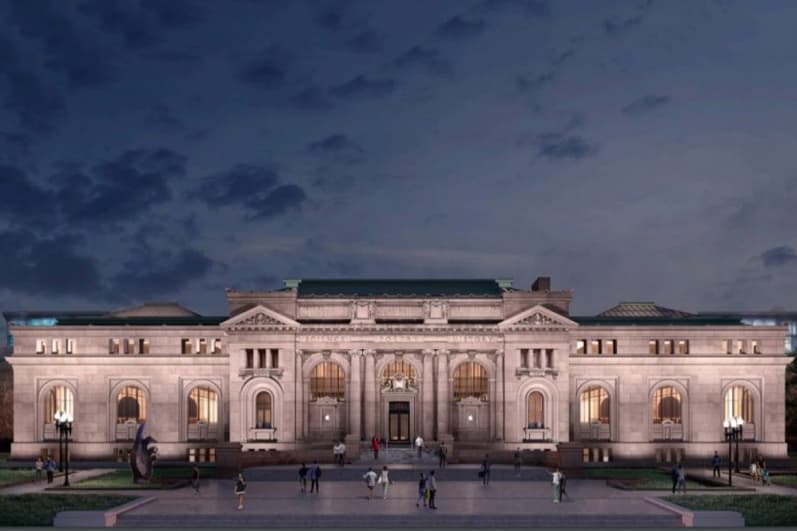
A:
339 441 347 467
670 463 678 494
551 468 562 503
513 448 522 476
234 473 247 510
378 465 392 499
333 441 341 466
676 463 687 494
371 436 380 460
560 471 569 501
428 470 438 509
363 467 378 500
45 457 55 484
712 451 721 478
437 442 447 469
480 454 491 485
298 463 308 494
416 473 427 508
191 466 200 495
309 461 322 493
415 435 424 458
35 457 43 483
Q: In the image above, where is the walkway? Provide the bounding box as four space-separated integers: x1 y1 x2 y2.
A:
0 469 111 495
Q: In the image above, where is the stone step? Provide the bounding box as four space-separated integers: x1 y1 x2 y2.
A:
117 513 682 528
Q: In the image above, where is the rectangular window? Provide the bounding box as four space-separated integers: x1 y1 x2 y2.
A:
198 338 208 355
258 348 267 368
109 338 120 354
51 339 60 355
36 339 47 354
124 338 135 354
590 339 602 355
752 340 760 354
212 338 222 354
270 349 279 368
677 340 689 355
662 340 674 355
520 348 529 368
181 338 192 355
604 339 617 355
576 340 586 355
736 340 745 354
723 339 732 355
246 348 254 369
533 348 542 368
545 348 554 369
649 340 659 355
66 339 75 355
139 339 150 354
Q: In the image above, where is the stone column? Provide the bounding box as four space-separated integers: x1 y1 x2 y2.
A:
489 377 497 441
437 350 449 437
496 350 505 441
364 351 376 440
422 350 434 439
348 350 362 439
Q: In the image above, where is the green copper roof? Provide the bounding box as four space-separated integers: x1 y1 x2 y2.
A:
295 279 505 298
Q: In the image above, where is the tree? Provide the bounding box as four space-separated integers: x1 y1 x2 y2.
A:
786 357 797 452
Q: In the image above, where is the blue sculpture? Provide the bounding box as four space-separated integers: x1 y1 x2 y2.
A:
130 422 158 483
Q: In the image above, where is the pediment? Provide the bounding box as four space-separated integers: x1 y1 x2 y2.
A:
221 305 300 331
498 305 578 330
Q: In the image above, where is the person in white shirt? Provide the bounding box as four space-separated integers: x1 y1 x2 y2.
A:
551 468 562 503
415 435 424 458
363 467 378 500
378 465 392 499
333 442 341 466
339 441 346 467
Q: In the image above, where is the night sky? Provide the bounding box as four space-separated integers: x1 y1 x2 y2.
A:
1 0 796 338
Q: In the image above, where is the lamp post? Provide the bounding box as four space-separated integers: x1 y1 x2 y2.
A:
723 417 744 487
54 411 73 487
54 412 64 472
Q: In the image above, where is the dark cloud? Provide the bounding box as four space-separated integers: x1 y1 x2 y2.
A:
394 46 452 77
481 0 550 17
604 15 643 35
535 134 598 160
193 164 307 221
0 37 65 133
147 104 185 131
245 184 307 220
516 72 554 92
110 246 214 299
761 246 797 268
622 95 671 115
0 229 104 298
306 134 364 165
54 148 187 225
312 172 356 193
436 16 486 41
552 48 575 67
290 85 335 111
0 165 55 229
239 55 287 89
346 30 384 53
330 75 397 101
314 7 344 31
78 0 203 50
193 164 280 206
7 1 115 88
0 132 33 165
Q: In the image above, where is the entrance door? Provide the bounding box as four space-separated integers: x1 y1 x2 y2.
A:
388 401 410 443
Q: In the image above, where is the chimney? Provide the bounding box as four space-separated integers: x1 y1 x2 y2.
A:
531 276 551 292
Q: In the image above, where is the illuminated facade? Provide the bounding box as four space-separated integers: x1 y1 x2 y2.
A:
3 278 791 463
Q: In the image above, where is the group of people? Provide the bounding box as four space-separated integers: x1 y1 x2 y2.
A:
750 458 771 485
298 461 323 494
332 441 347 466
33 456 57 484
670 463 688 494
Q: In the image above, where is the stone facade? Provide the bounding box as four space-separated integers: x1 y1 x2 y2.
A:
3 279 790 463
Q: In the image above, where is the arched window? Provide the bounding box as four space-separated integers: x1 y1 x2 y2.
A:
45 386 74 422
310 362 345 400
255 392 272 429
382 360 417 387
453 362 488 401
117 386 146 424
725 385 754 424
527 391 544 428
580 386 610 424
187 386 218 425
652 386 682 424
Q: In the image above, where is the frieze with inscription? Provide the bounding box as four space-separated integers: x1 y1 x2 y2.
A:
297 334 501 343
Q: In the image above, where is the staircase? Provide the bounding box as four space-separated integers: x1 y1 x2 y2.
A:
355 445 439 465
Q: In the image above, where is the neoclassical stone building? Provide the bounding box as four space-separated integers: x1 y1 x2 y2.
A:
3 278 790 463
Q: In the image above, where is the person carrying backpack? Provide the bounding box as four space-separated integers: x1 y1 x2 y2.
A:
298 462 308 494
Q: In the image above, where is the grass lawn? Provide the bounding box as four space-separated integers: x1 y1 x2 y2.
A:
0 494 136 526
585 468 705 490
0 468 35 487
771 474 797 487
70 466 197 489
666 494 797 526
